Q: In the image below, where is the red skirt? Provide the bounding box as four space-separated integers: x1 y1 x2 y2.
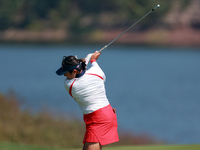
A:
83 104 119 145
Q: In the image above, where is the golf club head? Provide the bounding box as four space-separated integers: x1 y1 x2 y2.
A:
152 4 160 11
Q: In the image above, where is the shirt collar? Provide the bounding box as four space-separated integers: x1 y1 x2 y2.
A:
75 70 85 78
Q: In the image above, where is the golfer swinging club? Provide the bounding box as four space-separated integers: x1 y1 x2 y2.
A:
56 51 119 150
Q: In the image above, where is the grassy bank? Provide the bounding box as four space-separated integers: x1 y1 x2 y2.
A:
0 142 200 150
0 91 160 149
0 92 84 148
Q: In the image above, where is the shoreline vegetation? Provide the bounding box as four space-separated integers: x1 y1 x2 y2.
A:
2 28 200 47
1 28 200 47
0 91 162 149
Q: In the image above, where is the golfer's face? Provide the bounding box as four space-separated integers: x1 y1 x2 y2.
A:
64 70 76 79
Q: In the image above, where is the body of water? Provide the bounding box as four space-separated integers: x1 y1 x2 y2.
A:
0 44 200 144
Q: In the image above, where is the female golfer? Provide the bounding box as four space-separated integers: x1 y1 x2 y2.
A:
56 51 119 150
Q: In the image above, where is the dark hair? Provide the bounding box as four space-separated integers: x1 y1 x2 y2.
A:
62 56 86 73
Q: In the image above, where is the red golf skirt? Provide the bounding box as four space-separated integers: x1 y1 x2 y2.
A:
83 104 119 145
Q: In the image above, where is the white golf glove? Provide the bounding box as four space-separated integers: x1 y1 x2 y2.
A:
85 53 93 66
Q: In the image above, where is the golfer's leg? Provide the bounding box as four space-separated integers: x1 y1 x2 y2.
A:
83 142 102 150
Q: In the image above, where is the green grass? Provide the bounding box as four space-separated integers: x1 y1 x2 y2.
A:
0 142 68 150
105 145 200 150
0 142 200 150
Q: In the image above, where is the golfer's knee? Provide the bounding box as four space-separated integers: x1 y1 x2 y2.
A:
83 142 102 150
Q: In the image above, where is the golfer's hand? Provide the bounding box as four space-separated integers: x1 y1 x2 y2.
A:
91 51 101 61
85 53 93 65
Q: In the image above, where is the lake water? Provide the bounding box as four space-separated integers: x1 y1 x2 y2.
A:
0 44 200 144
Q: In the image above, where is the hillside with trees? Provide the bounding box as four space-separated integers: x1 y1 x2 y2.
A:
0 0 199 46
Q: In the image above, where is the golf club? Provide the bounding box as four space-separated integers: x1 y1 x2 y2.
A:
98 4 160 53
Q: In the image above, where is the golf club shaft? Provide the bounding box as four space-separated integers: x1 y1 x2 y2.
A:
98 4 160 53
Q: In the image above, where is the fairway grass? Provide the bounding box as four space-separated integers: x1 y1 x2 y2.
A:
0 142 66 150
104 144 200 150
0 142 200 150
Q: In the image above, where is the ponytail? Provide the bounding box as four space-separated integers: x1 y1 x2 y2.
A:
78 58 86 71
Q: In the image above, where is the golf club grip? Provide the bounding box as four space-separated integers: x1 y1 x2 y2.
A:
98 45 108 53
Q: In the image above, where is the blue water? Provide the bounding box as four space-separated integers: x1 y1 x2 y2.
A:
0 44 200 144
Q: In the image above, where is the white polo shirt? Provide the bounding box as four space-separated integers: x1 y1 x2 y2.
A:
64 61 110 114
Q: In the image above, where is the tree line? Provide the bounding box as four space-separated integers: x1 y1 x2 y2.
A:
0 0 193 34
